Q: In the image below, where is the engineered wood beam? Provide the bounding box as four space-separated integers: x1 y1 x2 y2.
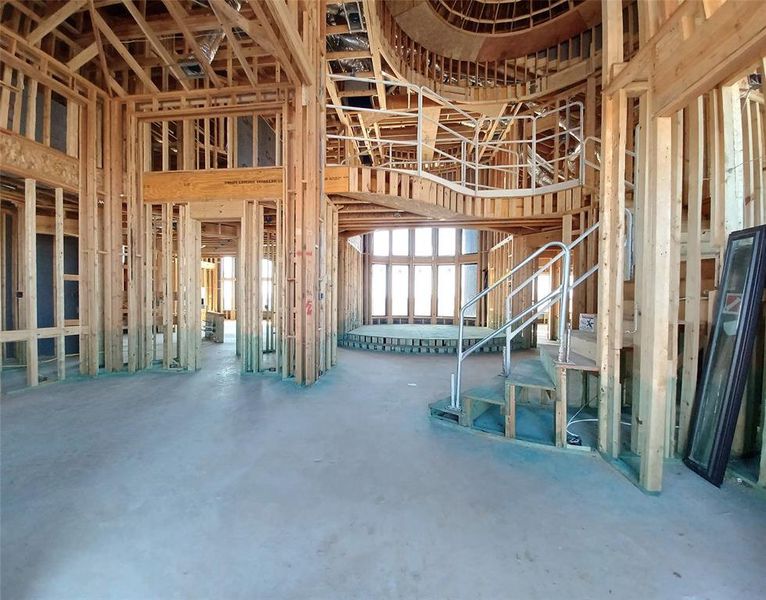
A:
95 11 220 40
0 130 79 191
143 166 350 203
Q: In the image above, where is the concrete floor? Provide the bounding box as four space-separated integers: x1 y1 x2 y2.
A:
2 335 765 599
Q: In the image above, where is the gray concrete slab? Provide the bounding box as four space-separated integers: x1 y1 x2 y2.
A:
2 339 765 599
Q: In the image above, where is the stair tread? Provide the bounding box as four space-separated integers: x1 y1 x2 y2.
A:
506 358 556 390
539 343 598 372
463 382 506 405
571 329 634 344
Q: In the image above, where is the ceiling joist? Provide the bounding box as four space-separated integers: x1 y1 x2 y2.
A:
90 6 159 94
120 0 190 92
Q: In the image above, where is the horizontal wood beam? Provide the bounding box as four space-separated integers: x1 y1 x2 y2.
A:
653 0 766 116
606 0 766 117
0 129 79 191
143 166 350 203
327 50 372 61
0 325 83 343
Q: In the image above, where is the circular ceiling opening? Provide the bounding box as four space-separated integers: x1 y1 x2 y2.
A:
428 0 586 34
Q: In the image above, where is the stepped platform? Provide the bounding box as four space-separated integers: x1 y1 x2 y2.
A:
429 342 603 449
340 324 518 354
430 395 590 447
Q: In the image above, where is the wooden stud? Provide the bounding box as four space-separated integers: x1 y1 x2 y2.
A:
24 179 38 387
639 108 673 493
678 96 704 453
54 187 65 380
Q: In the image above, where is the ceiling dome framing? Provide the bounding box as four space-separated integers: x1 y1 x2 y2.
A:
429 0 586 35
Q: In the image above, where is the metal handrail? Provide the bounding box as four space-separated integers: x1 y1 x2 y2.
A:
451 241 571 409
583 135 636 190
326 74 585 198
450 220 601 410
456 240 567 318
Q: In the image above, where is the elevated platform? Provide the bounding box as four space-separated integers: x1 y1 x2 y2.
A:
340 324 520 354
429 338 607 449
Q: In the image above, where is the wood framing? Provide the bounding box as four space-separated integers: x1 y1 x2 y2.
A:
1 0 764 497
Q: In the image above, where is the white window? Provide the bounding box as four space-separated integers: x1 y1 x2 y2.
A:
461 263 478 317
438 228 456 256
221 256 236 311
391 265 409 315
537 272 551 303
414 266 432 316
414 227 432 256
373 230 389 257
391 229 409 256
222 281 235 311
261 258 273 310
461 229 479 254
221 256 235 278
437 265 455 317
371 264 386 315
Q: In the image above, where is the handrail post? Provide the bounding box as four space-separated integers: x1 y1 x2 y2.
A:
452 311 466 410
557 248 572 362
504 291 512 375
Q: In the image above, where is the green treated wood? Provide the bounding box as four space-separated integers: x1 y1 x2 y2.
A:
464 383 506 406
506 358 556 390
